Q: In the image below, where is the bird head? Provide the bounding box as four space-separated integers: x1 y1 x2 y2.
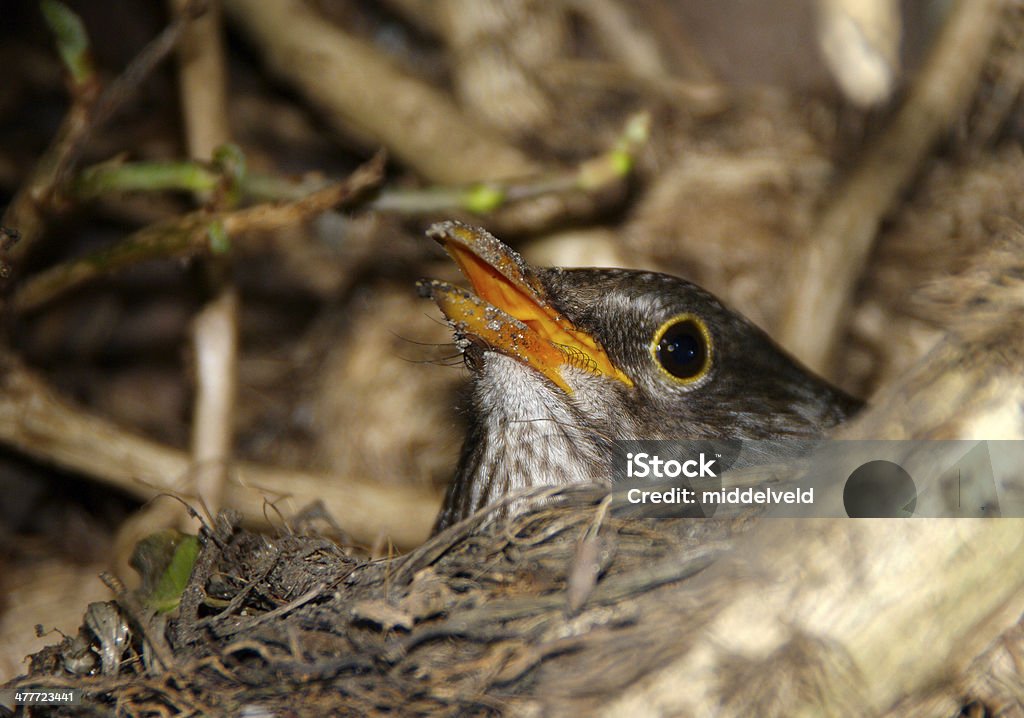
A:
419 221 860 529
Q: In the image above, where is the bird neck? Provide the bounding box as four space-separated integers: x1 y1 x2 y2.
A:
433 353 611 531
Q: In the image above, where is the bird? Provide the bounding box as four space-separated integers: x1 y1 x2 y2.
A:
419 221 862 532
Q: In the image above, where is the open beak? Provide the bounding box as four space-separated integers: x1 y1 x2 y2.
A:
418 221 633 395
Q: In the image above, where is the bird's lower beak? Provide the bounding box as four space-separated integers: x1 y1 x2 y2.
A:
419 221 632 394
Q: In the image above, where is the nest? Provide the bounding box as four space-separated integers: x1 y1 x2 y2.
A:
15 490 733 715
13 477 1024 717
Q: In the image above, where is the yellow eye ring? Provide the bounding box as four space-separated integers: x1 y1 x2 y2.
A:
650 314 713 385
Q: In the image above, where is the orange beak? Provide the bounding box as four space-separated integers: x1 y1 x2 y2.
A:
420 221 633 394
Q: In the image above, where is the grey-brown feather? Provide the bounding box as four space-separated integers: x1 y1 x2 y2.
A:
433 268 861 532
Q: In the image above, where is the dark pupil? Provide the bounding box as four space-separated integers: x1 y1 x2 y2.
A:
657 321 707 379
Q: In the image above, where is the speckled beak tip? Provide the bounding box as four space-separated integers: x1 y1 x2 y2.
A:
422 222 633 391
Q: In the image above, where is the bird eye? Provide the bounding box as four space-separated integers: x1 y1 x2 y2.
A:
652 315 712 384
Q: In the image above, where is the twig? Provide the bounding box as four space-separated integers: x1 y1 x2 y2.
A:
189 289 238 520
0 2 99 280
0 355 439 548
172 0 236 525
211 583 325 638
10 153 385 313
777 0 1005 375
223 0 539 185
432 0 562 134
87 6 195 132
74 110 648 215
370 112 650 214
631 0 720 84
1 2 191 278
73 158 331 202
567 0 670 78
544 60 727 116
171 0 230 162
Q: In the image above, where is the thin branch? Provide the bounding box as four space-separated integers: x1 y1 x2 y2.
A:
171 0 230 162
189 289 238 520
73 110 647 215
544 60 727 116
567 0 671 78
370 112 650 214
172 0 236 524
1 2 192 278
73 158 331 202
777 0 1005 374
0 3 100 280
223 0 539 185
10 153 385 314
0 355 439 548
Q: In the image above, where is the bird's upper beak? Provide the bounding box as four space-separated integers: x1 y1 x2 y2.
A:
419 221 632 395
